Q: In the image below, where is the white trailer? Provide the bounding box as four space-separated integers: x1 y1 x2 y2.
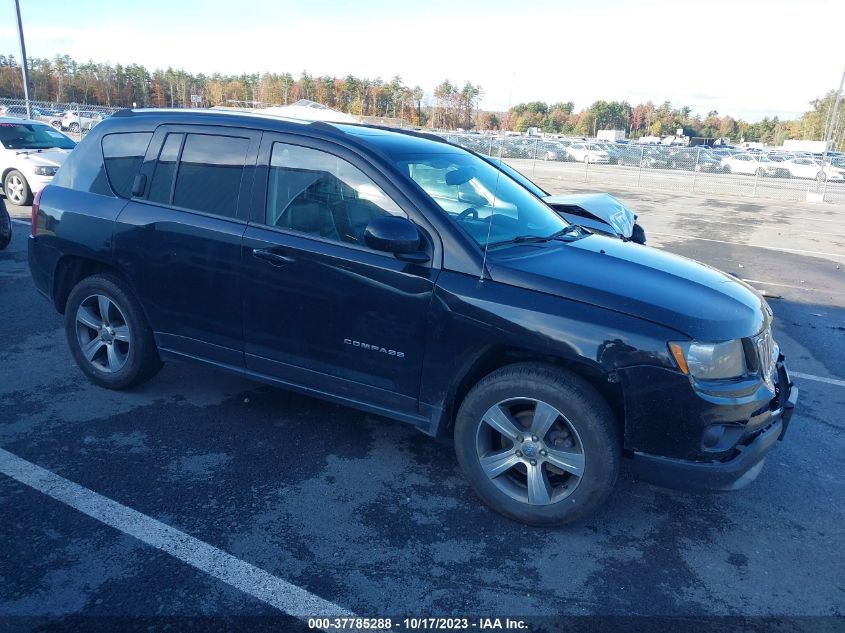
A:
597 129 625 142
782 139 829 153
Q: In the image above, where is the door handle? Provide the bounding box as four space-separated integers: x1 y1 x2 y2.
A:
252 248 295 266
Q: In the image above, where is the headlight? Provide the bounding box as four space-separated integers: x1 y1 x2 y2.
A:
668 339 747 380
34 166 59 177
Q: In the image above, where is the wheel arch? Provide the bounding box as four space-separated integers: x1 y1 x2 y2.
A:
52 255 129 315
437 345 625 439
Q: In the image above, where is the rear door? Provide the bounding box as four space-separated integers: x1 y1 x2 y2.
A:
113 124 260 366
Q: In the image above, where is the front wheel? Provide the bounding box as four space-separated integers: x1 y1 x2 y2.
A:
64 274 163 390
69 122 80 133
454 363 620 526
4 170 32 206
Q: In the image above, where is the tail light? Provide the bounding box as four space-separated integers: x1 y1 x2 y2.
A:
31 189 42 237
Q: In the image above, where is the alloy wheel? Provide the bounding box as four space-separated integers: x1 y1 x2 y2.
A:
75 294 131 373
475 398 585 505
5 174 26 205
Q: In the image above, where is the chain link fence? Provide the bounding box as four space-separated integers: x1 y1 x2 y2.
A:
3 97 843 205
439 133 845 205
0 97 122 142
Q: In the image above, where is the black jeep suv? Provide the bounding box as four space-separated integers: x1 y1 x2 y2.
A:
28 109 797 525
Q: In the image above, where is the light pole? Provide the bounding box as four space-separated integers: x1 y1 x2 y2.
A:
13 0 32 119
821 65 845 160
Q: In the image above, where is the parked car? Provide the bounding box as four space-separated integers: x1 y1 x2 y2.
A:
60 110 106 133
28 109 797 526
1 104 63 126
640 147 672 169
565 142 609 163
483 157 646 243
0 195 10 249
669 148 722 172
593 142 621 164
0 117 76 205
780 157 844 181
720 153 768 175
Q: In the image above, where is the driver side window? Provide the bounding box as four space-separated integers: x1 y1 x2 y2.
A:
265 143 406 246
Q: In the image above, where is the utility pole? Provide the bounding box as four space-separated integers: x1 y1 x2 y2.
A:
13 0 32 119
821 65 845 161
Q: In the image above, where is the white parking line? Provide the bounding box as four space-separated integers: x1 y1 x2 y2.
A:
651 232 845 261
0 447 354 621
791 371 845 388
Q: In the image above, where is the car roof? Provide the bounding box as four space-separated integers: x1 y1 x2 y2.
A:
113 108 457 157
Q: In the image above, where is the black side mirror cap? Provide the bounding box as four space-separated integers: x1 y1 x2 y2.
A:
364 216 421 255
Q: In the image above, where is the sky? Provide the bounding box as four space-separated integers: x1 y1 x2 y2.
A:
1 0 843 122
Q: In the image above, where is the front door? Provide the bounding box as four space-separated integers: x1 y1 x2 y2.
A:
241 134 438 414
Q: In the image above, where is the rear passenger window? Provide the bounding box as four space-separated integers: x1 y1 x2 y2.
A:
148 133 183 204
145 133 249 218
173 134 249 217
102 132 152 198
51 133 112 196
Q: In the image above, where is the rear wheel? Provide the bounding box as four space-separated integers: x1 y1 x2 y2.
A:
64 274 162 389
69 122 80 133
454 363 620 526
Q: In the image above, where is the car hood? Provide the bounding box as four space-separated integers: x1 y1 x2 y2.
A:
543 193 634 238
13 149 71 168
488 235 768 341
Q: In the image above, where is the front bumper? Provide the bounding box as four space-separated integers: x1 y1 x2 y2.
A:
627 358 798 492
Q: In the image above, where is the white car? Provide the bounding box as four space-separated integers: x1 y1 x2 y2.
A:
566 142 609 163
780 157 844 181
0 117 76 206
60 110 105 133
720 153 769 175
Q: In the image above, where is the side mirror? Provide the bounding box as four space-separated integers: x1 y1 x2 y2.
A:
363 216 427 262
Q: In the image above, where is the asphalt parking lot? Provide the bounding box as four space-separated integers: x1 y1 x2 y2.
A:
2 188 844 628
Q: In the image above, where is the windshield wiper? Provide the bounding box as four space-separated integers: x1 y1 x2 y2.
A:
486 227 581 249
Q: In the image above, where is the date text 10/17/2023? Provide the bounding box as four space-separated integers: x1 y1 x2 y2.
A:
308 617 529 630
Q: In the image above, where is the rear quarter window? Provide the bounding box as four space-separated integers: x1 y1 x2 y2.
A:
102 132 153 198
51 133 112 196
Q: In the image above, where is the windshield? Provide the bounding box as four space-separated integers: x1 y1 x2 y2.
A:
0 122 76 151
483 157 548 198
396 151 568 248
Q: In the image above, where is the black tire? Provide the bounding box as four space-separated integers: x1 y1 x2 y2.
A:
64 274 162 389
69 122 80 133
50 120 62 129
454 363 620 526
723 165 731 174
4 169 32 206
0 200 11 250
